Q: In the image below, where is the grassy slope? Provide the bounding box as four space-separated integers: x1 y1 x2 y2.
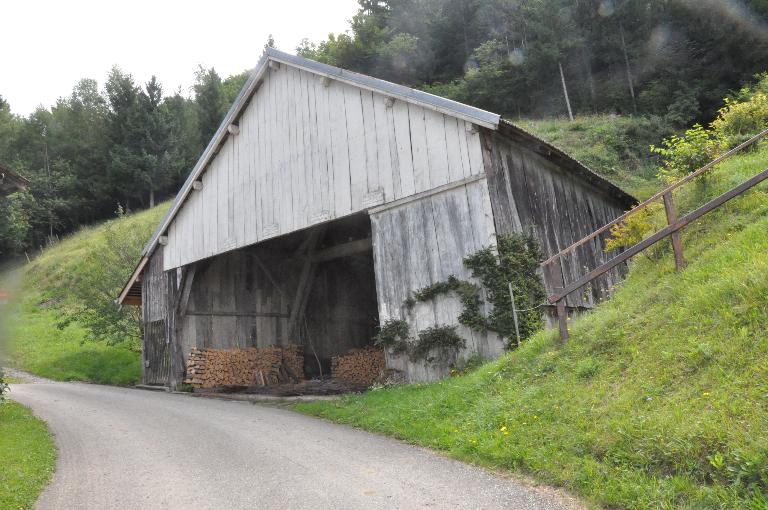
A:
2 204 168 385
520 115 669 199
296 148 768 509
0 401 56 510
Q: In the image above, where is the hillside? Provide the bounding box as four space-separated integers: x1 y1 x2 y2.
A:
1 204 168 385
296 147 768 509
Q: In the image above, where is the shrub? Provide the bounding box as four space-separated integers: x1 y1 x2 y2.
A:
651 124 722 182
374 319 411 354
409 325 465 362
605 203 665 252
0 367 8 403
711 91 768 149
463 232 546 346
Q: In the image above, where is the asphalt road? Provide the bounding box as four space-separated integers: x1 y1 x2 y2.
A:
11 379 581 510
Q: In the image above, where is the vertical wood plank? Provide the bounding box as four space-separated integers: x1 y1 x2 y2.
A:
329 81 352 217
344 86 367 212
424 109 450 189
407 104 430 193
392 99 415 198
360 90 380 195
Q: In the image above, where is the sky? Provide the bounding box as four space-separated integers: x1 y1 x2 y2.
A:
1 0 360 115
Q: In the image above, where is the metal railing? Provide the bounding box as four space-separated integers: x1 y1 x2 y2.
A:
543 128 768 342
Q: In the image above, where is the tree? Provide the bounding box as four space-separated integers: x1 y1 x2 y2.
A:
193 66 226 143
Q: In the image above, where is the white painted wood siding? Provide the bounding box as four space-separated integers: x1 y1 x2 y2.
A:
369 178 505 382
164 65 486 270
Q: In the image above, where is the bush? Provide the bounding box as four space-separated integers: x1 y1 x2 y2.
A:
650 124 722 182
56 207 146 347
651 71 768 182
711 91 768 149
0 367 8 403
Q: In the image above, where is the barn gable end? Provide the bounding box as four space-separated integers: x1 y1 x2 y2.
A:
158 49 497 271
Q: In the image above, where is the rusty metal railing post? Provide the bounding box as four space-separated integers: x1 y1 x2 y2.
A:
662 192 686 271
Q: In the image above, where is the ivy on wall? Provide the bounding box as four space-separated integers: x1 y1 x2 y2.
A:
375 232 547 364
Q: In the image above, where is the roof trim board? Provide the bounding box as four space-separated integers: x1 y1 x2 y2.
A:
266 50 500 129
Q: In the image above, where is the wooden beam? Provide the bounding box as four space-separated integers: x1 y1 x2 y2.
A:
287 228 325 340
663 192 686 271
248 251 288 299
185 311 290 318
177 264 197 317
369 173 486 214
312 238 372 263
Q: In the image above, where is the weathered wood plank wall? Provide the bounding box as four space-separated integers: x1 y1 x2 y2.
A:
481 130 627 308
370 177 505 381
141 247 169 385
164 64 486 270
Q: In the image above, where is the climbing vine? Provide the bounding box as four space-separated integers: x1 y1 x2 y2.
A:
463 232 546 344
385 232 546 361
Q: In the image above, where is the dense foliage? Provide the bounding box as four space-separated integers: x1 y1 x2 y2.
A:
300 0 768 126
0 67 249 262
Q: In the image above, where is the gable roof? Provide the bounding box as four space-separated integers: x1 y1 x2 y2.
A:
118 48 636 305
0 164 29 197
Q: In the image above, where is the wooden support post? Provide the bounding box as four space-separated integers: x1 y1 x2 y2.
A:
508 282 521 348
556 297 569 343
663 192 686 271
287 227 325 340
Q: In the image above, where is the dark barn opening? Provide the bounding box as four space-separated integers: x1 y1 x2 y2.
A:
177 213 379 383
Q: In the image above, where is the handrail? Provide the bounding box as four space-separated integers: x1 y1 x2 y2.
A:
547 167 768 304
541 128 768 267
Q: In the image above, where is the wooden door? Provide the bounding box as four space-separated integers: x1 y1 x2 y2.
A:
143 319 170 386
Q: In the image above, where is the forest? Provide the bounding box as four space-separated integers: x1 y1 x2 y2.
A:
1 0 767 262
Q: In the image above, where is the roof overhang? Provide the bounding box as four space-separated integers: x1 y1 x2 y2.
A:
116 256 148 306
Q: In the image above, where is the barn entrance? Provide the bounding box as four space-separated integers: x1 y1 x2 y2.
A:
179 213 382 391
286 213 380 379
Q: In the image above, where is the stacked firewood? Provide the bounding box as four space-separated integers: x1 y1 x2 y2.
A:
331 346 386 387
184 345 304 388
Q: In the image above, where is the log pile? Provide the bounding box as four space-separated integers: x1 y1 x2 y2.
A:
184 345 304 388
331 346 386 387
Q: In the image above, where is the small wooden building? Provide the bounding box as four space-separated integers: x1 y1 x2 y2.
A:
118 49 635 388
0 164 29 197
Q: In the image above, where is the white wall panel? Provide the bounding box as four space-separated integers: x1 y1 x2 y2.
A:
164 64 486 270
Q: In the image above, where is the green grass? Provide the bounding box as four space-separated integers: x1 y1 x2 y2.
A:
1 204 168 386
0 401 56 510
4 298 141 385
296 148 768 509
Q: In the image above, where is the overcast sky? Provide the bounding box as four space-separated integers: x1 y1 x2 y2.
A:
1 0 359 115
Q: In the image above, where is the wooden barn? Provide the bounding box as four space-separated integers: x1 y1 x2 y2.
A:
117 48 635 389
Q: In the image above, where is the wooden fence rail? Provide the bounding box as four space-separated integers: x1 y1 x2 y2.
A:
544 128 768 342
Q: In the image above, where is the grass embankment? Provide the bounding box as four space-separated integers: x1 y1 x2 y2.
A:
520 115 670 199
2 204 168 385
0 401 56 510
296 148 768 509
